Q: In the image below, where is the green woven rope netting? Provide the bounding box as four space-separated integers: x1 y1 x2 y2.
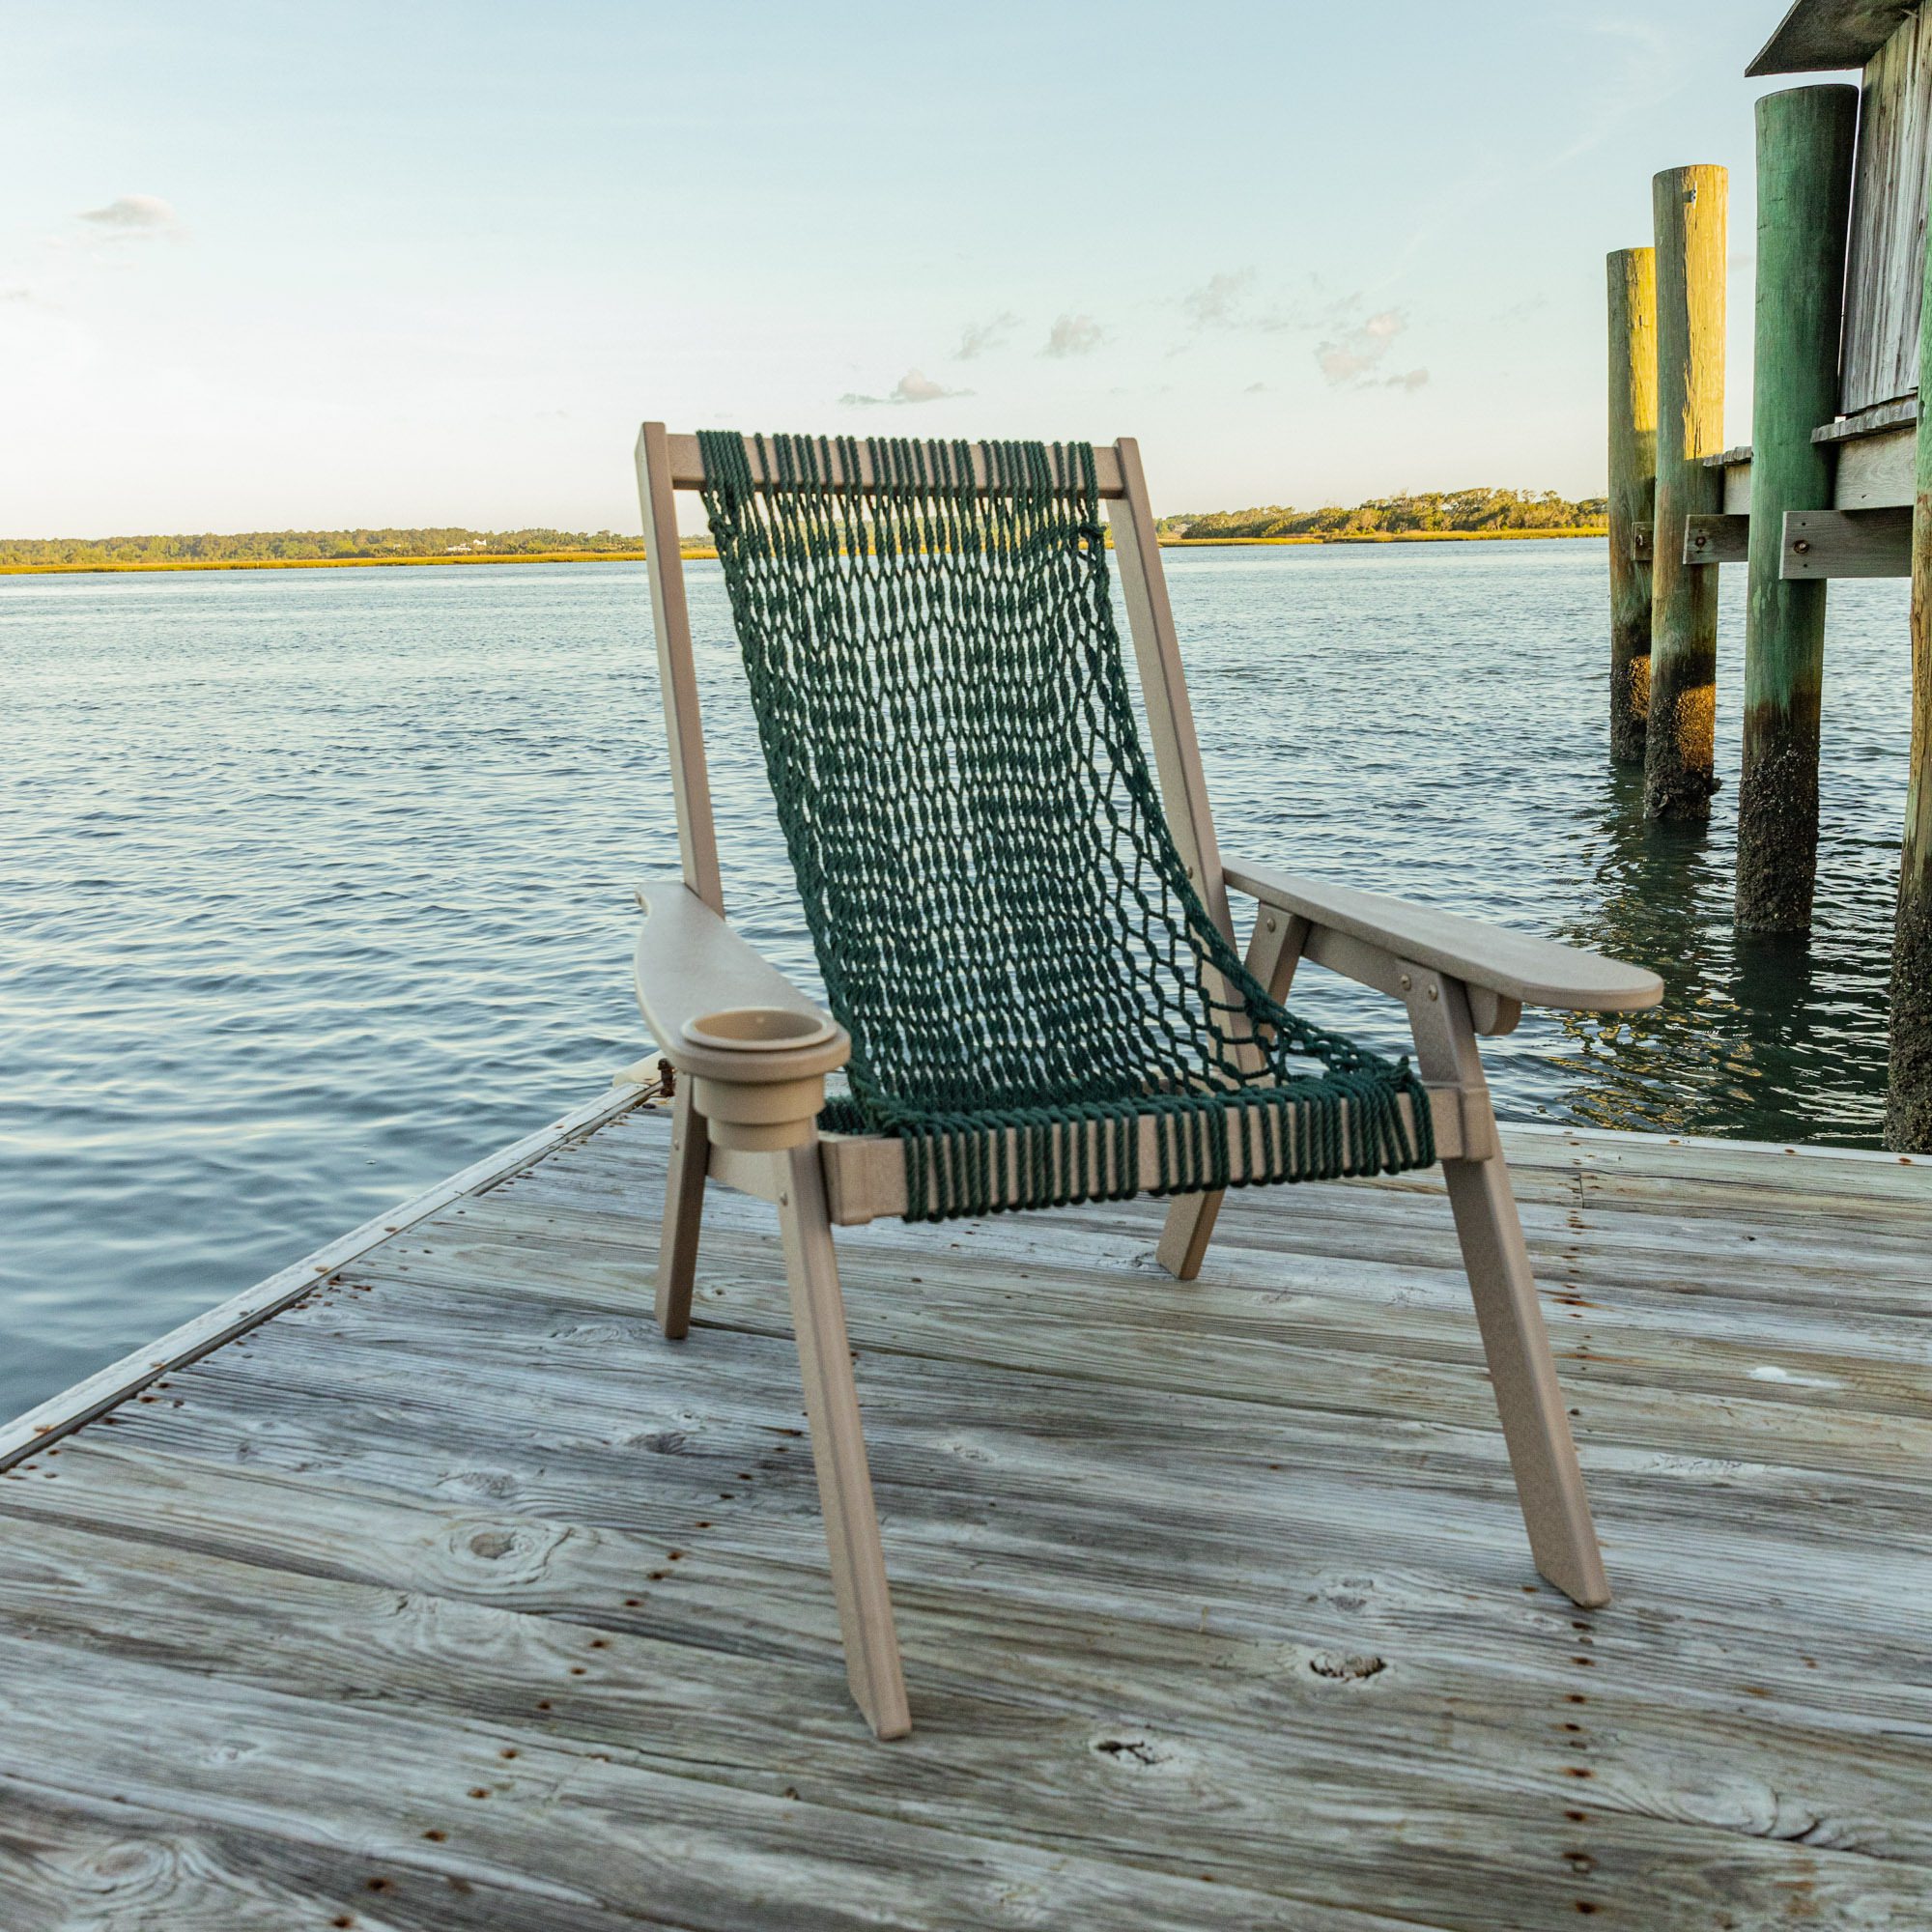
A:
696 430 1433 1221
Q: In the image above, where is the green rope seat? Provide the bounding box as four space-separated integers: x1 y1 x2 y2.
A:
696 430 1435 1222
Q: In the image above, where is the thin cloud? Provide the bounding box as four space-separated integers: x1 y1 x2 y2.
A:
955 311 1018 359
1319 344 1376 384
1486 294 1549 326
1551 18 1683 167
840 368 972 407
1184 270 1255 327
77 194 183 240
1317 307 1417 388
1259 289 1365 336
1043 313 1104 357
1384 366 1429 391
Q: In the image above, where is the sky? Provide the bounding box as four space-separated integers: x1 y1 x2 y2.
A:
0 1 1839 534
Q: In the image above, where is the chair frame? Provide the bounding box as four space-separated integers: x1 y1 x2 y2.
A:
631 422 1662 1739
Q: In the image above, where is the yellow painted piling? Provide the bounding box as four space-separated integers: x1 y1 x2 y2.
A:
1644 165 1727 821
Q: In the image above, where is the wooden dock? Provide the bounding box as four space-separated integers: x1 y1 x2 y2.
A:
4 1087 1931 1929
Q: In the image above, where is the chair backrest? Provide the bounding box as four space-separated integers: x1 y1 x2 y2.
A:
638 425 1230 921
634 426 1246 1123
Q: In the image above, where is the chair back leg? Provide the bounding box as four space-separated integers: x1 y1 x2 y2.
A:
1156 1188 1223 1279
775 1138 912 1738
1156 908 1308 1281
656 1086 708 1339
1407 977 1610 1607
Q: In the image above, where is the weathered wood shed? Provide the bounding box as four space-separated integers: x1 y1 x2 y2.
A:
1757 2 1928 412
1727 0 1928 511
1681 3 1928 557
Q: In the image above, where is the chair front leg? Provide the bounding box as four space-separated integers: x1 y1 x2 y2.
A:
774 1137 911 1739
1404 974 1610 1608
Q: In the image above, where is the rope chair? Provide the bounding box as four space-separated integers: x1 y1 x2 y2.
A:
631 425 1661 1737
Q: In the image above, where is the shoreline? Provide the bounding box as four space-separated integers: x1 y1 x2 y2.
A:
0 549 664 576
1163 526 1605 548
0 526 1608 577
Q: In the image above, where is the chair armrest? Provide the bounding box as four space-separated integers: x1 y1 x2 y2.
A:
1223 862 1662 1014
633 881 851 1086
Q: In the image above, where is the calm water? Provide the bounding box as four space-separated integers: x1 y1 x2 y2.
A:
1 545 1910 1419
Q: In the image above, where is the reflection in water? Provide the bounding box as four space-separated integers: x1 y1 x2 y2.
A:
1157 542 1906 1151
1553 762 1889 1139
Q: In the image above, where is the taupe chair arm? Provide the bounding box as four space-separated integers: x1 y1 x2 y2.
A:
1223 861 1663 1015
634 880 849 1092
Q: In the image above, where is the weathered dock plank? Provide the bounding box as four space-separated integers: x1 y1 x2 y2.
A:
4 1097 1932 1929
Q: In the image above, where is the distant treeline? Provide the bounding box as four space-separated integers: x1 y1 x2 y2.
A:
3 491 1609 573
1161 488 1608 542
0 527 657 568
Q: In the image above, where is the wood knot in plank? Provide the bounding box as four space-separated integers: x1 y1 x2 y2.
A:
1308 1652 1387 1682
430 1514 576 1591
1093 1737 1171 1769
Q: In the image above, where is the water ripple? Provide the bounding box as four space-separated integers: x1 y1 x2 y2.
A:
0 546 1907 1416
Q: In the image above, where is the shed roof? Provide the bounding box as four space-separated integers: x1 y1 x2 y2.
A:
1747 0 1918 74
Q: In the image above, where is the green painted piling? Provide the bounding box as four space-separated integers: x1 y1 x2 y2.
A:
1736 87 1858 931
1645 164 1727 821
1888 159 1932 1151
1606 248 1658 765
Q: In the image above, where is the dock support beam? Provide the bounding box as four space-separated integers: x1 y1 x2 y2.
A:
1606 248 1658 765
1737 87 1857 932
1889 163 1932 1151
1645 165 1727 821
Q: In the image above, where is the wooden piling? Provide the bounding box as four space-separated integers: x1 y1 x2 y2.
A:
1736 87 1858 931
1606 248 1658 765
1645 164 1727 821
1887 156 1932 1150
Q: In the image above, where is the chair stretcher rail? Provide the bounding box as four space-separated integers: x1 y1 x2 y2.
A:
813 1087 1467 1227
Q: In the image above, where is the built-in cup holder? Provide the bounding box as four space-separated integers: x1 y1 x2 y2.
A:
681 1007 838 1053
679 1006 842 1150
